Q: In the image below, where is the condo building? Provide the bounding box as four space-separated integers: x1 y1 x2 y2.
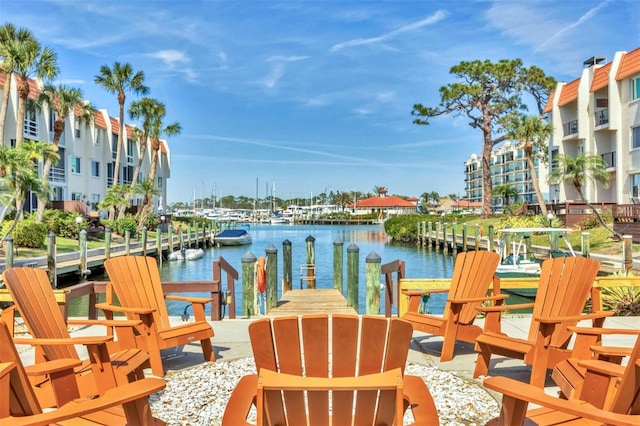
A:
0 73 170 217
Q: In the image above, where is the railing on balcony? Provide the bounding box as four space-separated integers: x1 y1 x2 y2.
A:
601 151 616 168
563 120 578 136
594 109 609 126
23 119 38 138
49 166 66 183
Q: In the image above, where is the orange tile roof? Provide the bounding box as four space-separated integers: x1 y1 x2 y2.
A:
590 62 612 92
453 200 482 208
557 78 580 106
125 124 135 140
615 47 640 81
109 117 120 135
160 140 167 154
354 196 416 208
93 111 106 128
543 90 555 113
0 73 5 86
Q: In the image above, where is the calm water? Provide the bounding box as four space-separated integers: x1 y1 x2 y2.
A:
73 224 457 317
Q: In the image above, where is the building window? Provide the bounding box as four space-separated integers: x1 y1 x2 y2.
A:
95 129 102 146
75 119 81 138
157 177 163 189
632 174 640 198
90 194 100 211
91 161 100 177
632 77 640 101
70 156 81 174
71 192 83 201
633 126 640 149
127 138 135 164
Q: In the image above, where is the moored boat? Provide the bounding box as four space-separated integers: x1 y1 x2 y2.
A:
168 246 205 261
214 229 252 246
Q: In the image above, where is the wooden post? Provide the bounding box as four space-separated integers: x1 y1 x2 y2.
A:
623 235 633 273
488 225 494 253
421 221 426 246
451 222 457 254
265 244 278 312
187 224 192 248
5 237 13 268
346 243 359 312
125 229 131 255
462 223 468 252
141 226 148 256
167 224 174 255
475 223 480 251
79 230 87 282
305 235 316 289
179 225 184 252
427 221 432 247
365 251 381 315
47 232 57 288
193 222 199 247
241 251 257 317
283 239 292 292
104 228 112 259
442 222 448 253
156 228 162 264
333 238 344 293
581 232 590 257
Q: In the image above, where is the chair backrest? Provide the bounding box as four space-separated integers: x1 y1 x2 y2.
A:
2 268 79 361
104 256 171 330
529 256 601 347
248 314 413 425
610 334 640 415
445 250 500 324
0 319 43 417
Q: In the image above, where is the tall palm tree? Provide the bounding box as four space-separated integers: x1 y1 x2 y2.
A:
0 24 36 144
548 153 621 240
506 114 553 216
11 34 58 146
146 112 180 214
134 178 160 231
123 97 164 219
94 62 149 220
35 84 94 222
493 183 519 207
0 140 57 245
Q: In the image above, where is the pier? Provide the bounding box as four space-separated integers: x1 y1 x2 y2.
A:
267 289 356 316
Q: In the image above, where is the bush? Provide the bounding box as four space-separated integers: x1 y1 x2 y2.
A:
578 208 613 230
11 219 47 248
42 210 84 238
103 215 138 238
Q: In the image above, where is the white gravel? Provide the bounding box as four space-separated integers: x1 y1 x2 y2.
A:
149 358 499 425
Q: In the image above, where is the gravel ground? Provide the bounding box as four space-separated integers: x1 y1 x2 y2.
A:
149 358 500 425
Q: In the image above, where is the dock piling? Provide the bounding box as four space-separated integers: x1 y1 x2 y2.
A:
365 251 381 314
333 238 344 293
346 243 359 311
266 244 278 312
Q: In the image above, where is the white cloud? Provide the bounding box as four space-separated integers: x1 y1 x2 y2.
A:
330 10 448 52
147 49 190 67
267 55 310 62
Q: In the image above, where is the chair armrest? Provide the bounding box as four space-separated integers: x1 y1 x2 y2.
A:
258 368 402 391
402 288 450 297
484 376 640 426
0 362 14 380
477 302 534 313
165 295 213 304
0 378 166 426
13 335 112 347
576 359 626 377
567 326 640 336
536 311 612 324
96 302 156 315
449 294 509 304
222 375 258 426
67 319 143 328
591 345 633 359
24 358 82 376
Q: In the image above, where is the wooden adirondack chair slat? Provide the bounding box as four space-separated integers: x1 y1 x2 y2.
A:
474 256 609 387
400 250 504 362
222 314 439 425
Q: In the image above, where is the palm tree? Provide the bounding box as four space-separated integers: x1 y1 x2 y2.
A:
506 114 553 216
146 114 181 215
134 178 160 231
0 140 57 245
94 62 149 219
35 84 94 222
548 153 621 240
372 186 388 197
11 34 58 147
493 183 519 207
98 184 129 217
123 97 164 219
0 24 36 144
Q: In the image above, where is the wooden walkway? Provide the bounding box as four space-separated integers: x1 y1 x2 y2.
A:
268 289 357 316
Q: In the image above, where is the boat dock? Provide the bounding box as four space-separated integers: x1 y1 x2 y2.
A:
267 289 356 316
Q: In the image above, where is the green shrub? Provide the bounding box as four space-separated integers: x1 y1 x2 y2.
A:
12 219 47 248
42 210 84 238
103 216 138 238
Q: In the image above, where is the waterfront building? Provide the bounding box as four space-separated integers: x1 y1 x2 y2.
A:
353 195 418 218
544 47 640 205
0 73 171 217
464 140 549 210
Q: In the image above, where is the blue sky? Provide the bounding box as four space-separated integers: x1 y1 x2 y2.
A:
3 0 639 204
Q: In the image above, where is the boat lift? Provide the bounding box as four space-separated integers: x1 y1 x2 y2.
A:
496 227 575 274
299 264 316 289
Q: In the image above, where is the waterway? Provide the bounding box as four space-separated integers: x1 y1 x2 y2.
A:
77 224 458 318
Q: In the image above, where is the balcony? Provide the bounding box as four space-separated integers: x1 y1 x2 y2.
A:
594 109 609 127
601 151 616 169
49 166 66 183
563 120 578 136
23 119 38 139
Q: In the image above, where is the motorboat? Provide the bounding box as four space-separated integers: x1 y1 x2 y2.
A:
495 227 575 297
214 229 252 246
168 245 205 261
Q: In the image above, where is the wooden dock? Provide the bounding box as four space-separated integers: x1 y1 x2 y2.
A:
268 289 356 316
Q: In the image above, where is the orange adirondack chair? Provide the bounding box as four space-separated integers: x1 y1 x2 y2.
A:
101 255 215 377
483 332 640 425
222 314 439 425
474 256 610 387
1 268 149 409
0 319 166 426
400 250 505 361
